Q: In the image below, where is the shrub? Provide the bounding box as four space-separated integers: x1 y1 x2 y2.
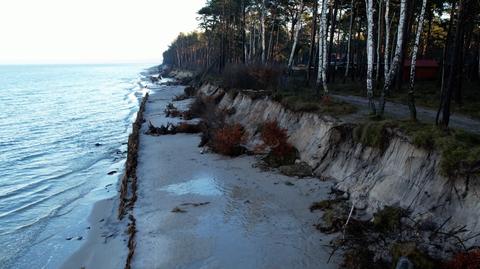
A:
221 63 284 91
261 121 296 157
211 124 247 156
443 250 480 269
176 122 202 134
185 95 221 119
184 86 196 96
260 121 298 167
372 206 407 233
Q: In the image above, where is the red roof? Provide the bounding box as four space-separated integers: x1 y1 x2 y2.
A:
403 59 439 67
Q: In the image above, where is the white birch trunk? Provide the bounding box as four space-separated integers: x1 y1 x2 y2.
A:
379 0 406 115
288 0 305 72
376 0 383 83
384 0 406 90
409 0 427 90
320 0 329 94
384 0 391 81
365 0 376 113
316 0 325 88
408 0 428 120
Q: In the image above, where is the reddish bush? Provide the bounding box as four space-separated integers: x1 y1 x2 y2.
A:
321 95 331 106
260 121 298 167
212 124 247 156
443 250 480 269
261 121 294 157
176 122 201 134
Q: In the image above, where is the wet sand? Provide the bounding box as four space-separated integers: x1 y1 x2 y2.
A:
133 86 340 268
62 84 340 269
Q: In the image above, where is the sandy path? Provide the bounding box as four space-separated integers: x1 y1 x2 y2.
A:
333 94 480 134
132 86 339 269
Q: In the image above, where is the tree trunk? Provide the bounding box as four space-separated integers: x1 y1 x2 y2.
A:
440 0 470 128
261 0 266 64
422 8 433 57
307 0 319 85
407 0 428 121
288 0 305 73
375 0 383 84
326 0 338 82
379 0 407 116
365 0 377 114
344 0 355 82
395 0 413 93
384 0 391 81
242 0 247 63
317 0 329 95
267 9 277 63
436 2 456 125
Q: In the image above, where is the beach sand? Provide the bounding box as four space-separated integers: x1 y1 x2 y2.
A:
62 84 340 269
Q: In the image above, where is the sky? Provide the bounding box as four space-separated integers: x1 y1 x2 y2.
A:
0 0 205 64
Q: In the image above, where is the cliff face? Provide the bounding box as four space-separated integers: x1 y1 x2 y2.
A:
198 83 480 246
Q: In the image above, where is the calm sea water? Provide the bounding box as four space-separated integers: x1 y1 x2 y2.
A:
0 64 153 268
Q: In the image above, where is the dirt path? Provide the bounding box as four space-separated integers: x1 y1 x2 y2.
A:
333 94 480 134
132 85 340 269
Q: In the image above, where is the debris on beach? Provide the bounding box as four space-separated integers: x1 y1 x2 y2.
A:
171 207 187 213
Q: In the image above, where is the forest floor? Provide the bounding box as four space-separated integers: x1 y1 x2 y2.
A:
331 94 480 134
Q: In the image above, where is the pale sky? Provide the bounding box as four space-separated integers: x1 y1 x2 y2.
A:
0 0 205 64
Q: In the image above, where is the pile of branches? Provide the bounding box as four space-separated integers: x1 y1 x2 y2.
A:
311 189 480 269
173 86 197 101
146 121 202 136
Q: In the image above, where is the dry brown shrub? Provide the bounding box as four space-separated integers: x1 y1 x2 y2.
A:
260 121 294 157
211 124 247 156
443 250 480 269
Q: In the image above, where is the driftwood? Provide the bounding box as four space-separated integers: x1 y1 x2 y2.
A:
118 93 148 269
146 121 202 136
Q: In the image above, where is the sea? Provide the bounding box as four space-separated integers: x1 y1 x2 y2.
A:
0 64 156 268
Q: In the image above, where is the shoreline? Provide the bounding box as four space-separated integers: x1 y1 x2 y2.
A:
59 196 126 269
61 78 341 268
60 88 151 269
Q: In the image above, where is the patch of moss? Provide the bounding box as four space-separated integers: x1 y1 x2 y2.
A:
272 91 357 115
342 248 388 269
373 206 407 233
396 121 480 177
311 198 351 233
262 147 298 168
281 95 321 112
351 119 480 177
353 120 397 150
310 199 339 212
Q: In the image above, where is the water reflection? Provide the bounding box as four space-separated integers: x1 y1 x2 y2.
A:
161 177 222 196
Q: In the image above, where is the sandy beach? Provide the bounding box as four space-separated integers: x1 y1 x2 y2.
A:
61 82 340 269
